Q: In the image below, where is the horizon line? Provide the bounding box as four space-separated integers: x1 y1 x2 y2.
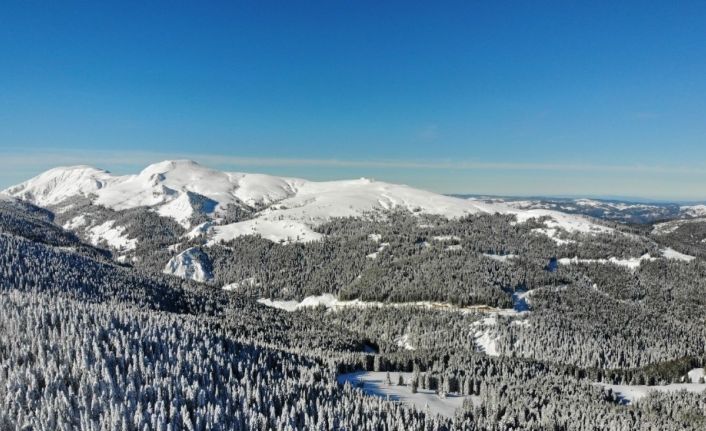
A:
2 149 706 202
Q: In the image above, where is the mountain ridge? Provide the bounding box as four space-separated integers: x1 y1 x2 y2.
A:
3 160 612 248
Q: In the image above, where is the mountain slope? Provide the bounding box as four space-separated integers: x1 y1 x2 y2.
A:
3 160 610 244
2 161 619 284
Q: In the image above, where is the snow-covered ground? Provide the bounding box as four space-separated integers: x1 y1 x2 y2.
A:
257 293 522 315
557 248 695 269
471 291 531 356
473 327 499 356
483 253 517 262
687 368 705 383
394 334 416 351
4 160 616 247
600 381 706 404
3 161 635 284
337 371 473 419
208 218 323 244
368 233 382 242
163 247 212 282
222 277 258 292
63 215 87 230
558 254 655 269
87 220 137 251
680 204 706 218
432 235 461 242
661 247 696 262
652 217 706 235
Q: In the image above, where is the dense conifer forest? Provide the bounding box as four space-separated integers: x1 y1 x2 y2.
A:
1 198 706 430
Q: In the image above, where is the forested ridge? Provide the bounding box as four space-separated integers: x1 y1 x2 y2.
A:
1 199 706 430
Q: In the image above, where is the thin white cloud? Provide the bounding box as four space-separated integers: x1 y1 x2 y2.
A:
1 149 705 176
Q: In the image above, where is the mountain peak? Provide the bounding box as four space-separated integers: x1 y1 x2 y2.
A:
2 164 114 206
139 159 204 176
4 160 613 244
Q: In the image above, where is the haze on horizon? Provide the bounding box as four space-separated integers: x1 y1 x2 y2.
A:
1 1 705 200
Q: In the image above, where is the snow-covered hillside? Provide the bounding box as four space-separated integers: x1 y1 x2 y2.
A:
680 204 706 218
3 160 613 247
4 165 117 207
163 247 213 282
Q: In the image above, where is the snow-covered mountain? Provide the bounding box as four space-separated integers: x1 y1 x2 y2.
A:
681 204 706 218
3 160 612 252
457 196 706 224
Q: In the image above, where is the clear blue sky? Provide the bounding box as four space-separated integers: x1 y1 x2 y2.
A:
2 1 705 200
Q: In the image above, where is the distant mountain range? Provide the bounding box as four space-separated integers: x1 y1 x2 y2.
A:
454 195 706 224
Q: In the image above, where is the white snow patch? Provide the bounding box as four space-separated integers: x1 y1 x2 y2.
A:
395 334 416 351
558 254 655 270
600 383 706 404
680 204 706 218
209 219 323 244
163 247 212 282
558 249 695 268
337 372 471 419
222 277 257 292
661 247 696 262
474 330 499 356
483 253 517 262
688 368 705 383
87 221 137 251
184 221 213 239
432 235 460 242
532 228 575 245
444 244 463 251
652 218 706 235
156 193 195 228
368 233 382 242
63 215 87 230
257 294 522 315
367 242 389 259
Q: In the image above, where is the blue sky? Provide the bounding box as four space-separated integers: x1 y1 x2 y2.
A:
2 1 706 200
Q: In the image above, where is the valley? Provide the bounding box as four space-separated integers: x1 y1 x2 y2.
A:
1 161 706 430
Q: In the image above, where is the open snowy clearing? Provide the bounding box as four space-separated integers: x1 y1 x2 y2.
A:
472 291 531 356
661 247 696 262
222 277 258 292
87 220 137 252
207 219 324 244
557 248 695 269
337 372 474 419
257 293 523 316
474 328 500 356
600 382 706 405
483 253 517 262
